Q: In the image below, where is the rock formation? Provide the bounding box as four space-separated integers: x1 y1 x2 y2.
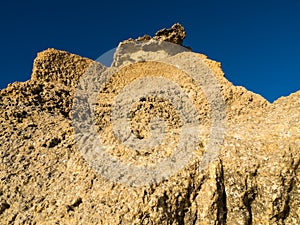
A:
0 24 299 224
125 23 186 45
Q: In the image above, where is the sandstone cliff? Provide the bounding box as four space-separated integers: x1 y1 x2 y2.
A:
0 25 299 224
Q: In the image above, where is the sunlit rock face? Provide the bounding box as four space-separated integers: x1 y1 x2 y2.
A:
0 24 299 224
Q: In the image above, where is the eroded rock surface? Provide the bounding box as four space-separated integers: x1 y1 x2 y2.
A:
0 25 299 224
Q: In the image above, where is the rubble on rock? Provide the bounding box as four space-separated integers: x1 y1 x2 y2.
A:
0 24 299 224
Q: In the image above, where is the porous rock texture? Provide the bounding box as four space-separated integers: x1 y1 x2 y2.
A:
0 25 300 224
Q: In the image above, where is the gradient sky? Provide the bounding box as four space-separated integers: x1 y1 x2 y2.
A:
0 0 299 102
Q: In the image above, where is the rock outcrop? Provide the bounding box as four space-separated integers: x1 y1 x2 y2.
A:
0 25 299 224
125 23 186 45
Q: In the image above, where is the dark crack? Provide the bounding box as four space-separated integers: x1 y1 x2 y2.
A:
66 197 83 212
216 159 227 224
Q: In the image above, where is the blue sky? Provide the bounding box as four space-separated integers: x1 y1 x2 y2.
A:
0 0 299 102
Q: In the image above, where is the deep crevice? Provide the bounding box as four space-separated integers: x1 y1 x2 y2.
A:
216 159 227 224
242 187 257 225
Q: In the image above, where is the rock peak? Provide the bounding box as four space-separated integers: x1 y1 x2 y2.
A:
126 23 186 46
154 23 186 45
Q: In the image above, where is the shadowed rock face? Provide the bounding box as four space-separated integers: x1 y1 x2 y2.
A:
0 25 299 224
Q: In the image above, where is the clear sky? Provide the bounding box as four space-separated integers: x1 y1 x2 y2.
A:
0 0 299 102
